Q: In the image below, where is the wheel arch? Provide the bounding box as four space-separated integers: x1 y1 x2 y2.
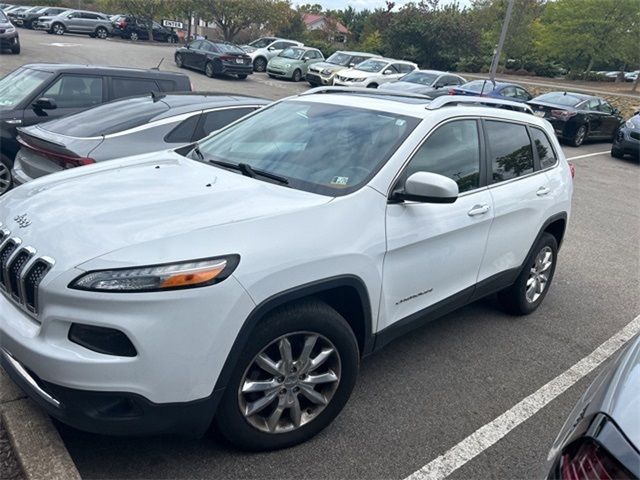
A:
213 275 374 393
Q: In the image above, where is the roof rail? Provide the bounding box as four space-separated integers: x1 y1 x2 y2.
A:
300 86 432 101
426 95 534 114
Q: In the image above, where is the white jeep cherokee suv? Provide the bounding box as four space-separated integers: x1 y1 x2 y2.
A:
0 89 572 450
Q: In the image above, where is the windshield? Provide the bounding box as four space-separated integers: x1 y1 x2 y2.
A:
535 92 582 107
42 96 169 137
461 80 494 93
29 7 48 14
217 43 245 54
401 71 438 85
356 59 388 73
195 100 419 196
0 68 53 109
0 10 7 21
249 37 275 48
326 52 352 66
279 47 304 60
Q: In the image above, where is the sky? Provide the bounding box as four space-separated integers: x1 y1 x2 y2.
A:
307 0 473 10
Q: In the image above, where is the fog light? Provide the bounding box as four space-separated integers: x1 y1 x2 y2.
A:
69 324 137 357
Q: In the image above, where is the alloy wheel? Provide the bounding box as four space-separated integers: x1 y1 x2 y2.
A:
254 58 266 72
574 126 587 146
130 32 138 41
53 24 64 35
97 28 107 39
526 246 553 303
0 162 12 195
238 332 341 434
175 54 183 67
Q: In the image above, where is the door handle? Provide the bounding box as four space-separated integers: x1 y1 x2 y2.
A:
537 186 551 197
468 204 490 216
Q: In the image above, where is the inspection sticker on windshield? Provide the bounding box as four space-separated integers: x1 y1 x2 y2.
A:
331 176 349 185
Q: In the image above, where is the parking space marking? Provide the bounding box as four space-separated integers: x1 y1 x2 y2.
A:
566 151 610 160
404 313 640 480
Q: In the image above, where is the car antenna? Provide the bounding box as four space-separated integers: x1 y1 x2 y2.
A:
151 58 164 70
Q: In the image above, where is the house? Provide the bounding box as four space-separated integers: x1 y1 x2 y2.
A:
302 13 350 43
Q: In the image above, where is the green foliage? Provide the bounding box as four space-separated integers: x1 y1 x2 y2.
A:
357 31 383 55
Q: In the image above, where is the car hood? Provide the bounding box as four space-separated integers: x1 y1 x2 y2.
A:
338 68 378 79
627 114 640 128
379 81 435 93
308 62 346 74
269 56 299 66
0 151 331 271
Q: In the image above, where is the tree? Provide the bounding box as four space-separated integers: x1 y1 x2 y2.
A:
298 3 323 14
196 0 290 41
535 0 640 74
275 9 306 39
99 0 172 41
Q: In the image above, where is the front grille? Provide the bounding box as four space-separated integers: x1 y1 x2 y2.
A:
0 226 54 318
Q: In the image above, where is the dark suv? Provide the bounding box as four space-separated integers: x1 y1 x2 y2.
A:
15 6 67 28
0 8 19 53
112 15 179 43
0 64 191 194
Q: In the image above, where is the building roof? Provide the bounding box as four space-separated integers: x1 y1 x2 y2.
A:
302 13 350 35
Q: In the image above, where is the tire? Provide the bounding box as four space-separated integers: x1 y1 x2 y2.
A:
168 35 176 44
129 31 138 41
95 27 108 39
237 74 248 80
175 53 184 68
11 44 20 54
215 299 359 451
253 57 267 72
611 144 625 159
292 69 302 82
308 81 318 87
0 154 13 196
367 83 378 89
52 23 65 35
498 233 558 315
570 124 587 147
268 74 276 79
205 61 215 78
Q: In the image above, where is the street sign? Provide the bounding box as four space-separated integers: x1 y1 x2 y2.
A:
162 20 183 29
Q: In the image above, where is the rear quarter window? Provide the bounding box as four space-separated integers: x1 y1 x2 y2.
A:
485 120 534 182
530 128 557 169
111 77 160 100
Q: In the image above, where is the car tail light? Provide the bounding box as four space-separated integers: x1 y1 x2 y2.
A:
18 137 95 169
561 442 633 480
448 89 456 95
551 109 577 121
568 161 575 178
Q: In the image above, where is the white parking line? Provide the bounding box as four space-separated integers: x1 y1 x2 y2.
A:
566 151 610 160
404 313 640 480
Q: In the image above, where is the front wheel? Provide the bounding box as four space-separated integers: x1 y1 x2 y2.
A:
570 124 587 147
205 61 216 78
52 23 65 35
95 27 108 39
253 57 267 72
215 300 359 451
498 233 558 315
0 155 13 196
237 74 248 80
129 31 139 41
175 53 184 68
611 144 625 159
11 44 20 54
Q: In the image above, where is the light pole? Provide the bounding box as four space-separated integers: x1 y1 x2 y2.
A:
489 0 515 82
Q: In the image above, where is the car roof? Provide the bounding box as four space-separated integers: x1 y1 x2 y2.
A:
335 51 379 57
541 91 596 101
21 63 188 79
153 93 268 118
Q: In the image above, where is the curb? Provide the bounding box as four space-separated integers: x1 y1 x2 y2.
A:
0 367 81 480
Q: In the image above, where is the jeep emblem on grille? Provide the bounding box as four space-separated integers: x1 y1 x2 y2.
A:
14 214 31 229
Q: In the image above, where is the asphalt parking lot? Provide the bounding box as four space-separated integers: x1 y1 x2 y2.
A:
2 29 640 480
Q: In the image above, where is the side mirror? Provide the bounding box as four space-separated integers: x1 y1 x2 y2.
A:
612 108 621 116
383 69 393 75
268 46 275 51
33 98 57 110
391 172 459 204
349 62 355 67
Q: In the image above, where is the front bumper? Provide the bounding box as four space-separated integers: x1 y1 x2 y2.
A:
0 32 19 47
0 270 256 435
306 71 334 86
266 65 293 78
614 128 640 156
34 22 51 31
334 79 367 87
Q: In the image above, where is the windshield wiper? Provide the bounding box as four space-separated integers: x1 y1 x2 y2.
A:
208 159 289 185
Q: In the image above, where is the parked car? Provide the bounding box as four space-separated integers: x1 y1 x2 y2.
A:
611 111 640 159
267 46 324 82
0 64 192 194
546 334 640 479
306 50 380 87
14 6 67 28
5 5 30 22
439 79 533 102
0 90 572 450
36 9 113 38
0 8 19 54
112 15 178 43
241 36 303 72
12 93 268 185
528 92 623 147
625 70 639 82
378 70 466 95
334 58 418 88
175 39 252 79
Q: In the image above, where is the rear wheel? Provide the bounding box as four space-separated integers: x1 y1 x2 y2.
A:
205 61 215 78
253 57 267 72
11 44 20 54
237 74 248 80
611 144 625 159
0 155 13 196
570 124 587 147
498 233 558 315
215 300 359 451
95 27 108 39
175 53 184 68
52 23 65 35
129 31 139 41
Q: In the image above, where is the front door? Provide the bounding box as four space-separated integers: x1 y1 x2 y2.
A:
381 119 493 330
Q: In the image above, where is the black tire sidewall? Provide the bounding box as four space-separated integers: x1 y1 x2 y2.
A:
0 154 13 195
293 69 301 82
175 53 183 67
205 62 214 77
254 57 266 72
572 125 587 147
215 300 359 451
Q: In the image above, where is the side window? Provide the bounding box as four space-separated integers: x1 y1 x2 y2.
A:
530 128 557 170
41 75 103 108
111 78 160 100
189 40 202 50
515 87 530 100
270 41 286 50
386 64 400 74
164 114 201 143
599 101 613 114
156 79 177 92
194 108 257 140
398 64 414 73
586 99 600 111
403 120 481 193
452 76 465 85
501 86 517 98
486 121 534 182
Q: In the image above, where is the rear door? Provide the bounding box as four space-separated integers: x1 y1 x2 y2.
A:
477 119 557 283
583 98 604 136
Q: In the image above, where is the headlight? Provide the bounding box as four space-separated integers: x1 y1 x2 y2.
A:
285 63 291 68
70 256 239 292
353 78 365 82
6 26 15 33
626 120 636 129
321 68 332 75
